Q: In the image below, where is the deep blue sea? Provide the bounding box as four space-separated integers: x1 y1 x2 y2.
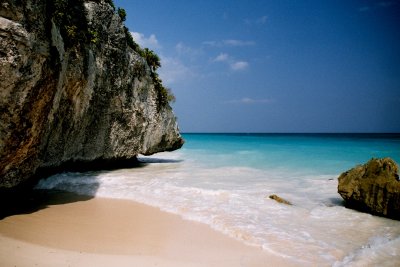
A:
37 133 400 266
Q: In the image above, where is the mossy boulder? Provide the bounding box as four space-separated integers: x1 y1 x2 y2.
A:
338 158 400 220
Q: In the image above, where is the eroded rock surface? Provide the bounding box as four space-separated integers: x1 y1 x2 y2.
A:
0 0 183 188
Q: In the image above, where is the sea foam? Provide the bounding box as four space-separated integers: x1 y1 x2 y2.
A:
36 133 400 266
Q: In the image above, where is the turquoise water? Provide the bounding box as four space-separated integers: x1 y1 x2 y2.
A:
183 133 400 174
37 133 400 266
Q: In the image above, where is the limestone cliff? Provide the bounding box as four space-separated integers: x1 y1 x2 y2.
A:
0 0 183 188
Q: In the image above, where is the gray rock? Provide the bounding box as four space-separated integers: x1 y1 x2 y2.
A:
338 158 400 220
0 0 183 188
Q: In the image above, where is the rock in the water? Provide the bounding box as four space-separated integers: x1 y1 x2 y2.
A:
338 158 400 220
0 0 183 189
268 194 292 205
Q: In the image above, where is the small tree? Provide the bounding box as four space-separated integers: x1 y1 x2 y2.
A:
164 87 176 103
142 48 161 72
117 7 126 21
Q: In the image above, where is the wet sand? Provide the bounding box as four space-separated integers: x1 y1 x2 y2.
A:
0 192 298 267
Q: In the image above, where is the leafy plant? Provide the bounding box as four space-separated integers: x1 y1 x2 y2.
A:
88 30 99 44
65 25 77 38
124 26 141 52
50 0 90 47
50 0 176 108
151 72 176 107
163 87 176 103
117 7 126 21
141 48 161 72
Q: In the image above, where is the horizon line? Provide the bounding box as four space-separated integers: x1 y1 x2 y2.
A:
180 132 400 135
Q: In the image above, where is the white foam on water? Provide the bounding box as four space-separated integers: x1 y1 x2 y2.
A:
35 151 400 266
334 236 400 267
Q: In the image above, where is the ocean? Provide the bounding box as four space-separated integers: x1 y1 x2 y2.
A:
36 133 400 266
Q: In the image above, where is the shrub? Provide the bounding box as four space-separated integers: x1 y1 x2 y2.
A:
163 87 176 103
124 26 141 52
142 48 161 72
117 7 126 21
65 25 77 39
50 0 89 47
88 30 99 44
151 72 176 107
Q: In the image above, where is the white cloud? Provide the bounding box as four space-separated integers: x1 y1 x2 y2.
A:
131 32 160 50
175 42 189 53
244 16 268 25
158 55 194 85
127 35 195 85
225 97 275 104
175 42 202 60
213 53 229 62
211 53 249 71
202 41 217 46
224 39 255 46
203 39 255 47
230 61 249 71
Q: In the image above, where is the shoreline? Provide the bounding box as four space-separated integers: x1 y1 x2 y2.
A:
0 191 299 267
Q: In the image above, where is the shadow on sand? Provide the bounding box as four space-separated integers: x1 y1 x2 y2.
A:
0 156 182 220
137 157 183 164
324 197 346 207
0 189 97 220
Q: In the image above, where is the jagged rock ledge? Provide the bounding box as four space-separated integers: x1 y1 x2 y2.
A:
0 0 183 190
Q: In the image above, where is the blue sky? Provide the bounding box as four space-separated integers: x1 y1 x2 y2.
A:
114 0 400 133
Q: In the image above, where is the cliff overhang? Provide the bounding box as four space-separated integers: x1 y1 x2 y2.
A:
0 0 183 189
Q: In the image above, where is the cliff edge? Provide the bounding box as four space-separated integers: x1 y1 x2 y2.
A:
0 0 184 189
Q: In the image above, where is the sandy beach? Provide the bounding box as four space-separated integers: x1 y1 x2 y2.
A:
0 191 298 267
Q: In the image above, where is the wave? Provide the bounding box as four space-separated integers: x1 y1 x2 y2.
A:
334 236 400 267
35 151 400 266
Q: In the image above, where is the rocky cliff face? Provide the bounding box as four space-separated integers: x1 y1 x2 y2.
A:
0 0 183 189
338 158 400 220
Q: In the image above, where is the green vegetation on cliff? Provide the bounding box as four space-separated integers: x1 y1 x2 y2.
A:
110 1 175 107
50 0 92 47
141 48 175 107
117 7 126 21
50 0 175 107
0 0 183 189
